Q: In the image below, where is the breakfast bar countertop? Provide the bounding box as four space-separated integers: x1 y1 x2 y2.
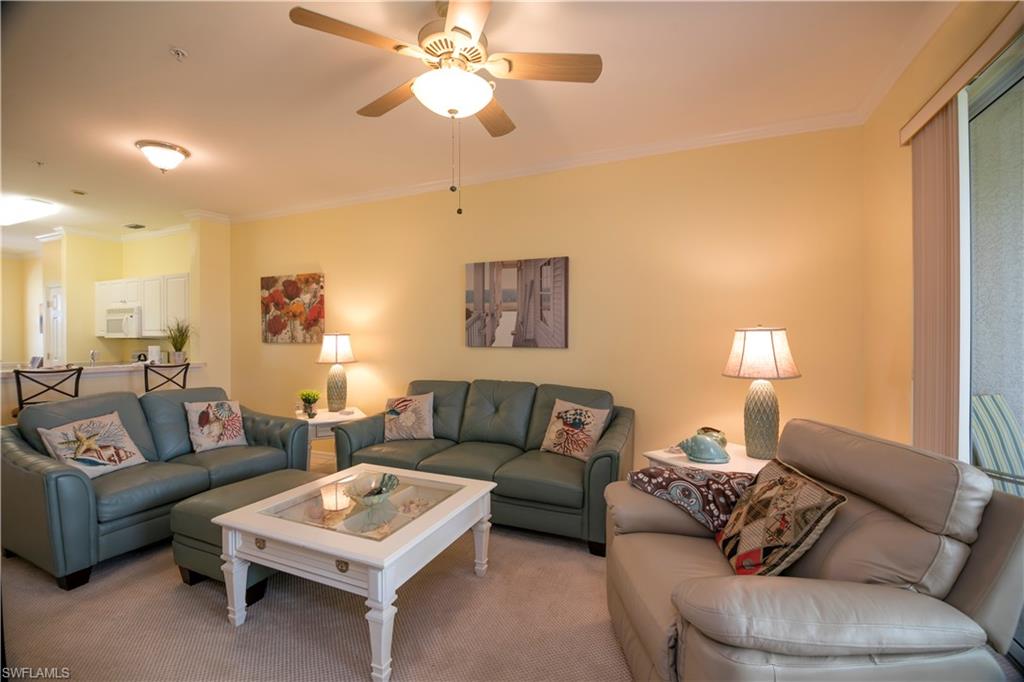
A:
0 361 206 381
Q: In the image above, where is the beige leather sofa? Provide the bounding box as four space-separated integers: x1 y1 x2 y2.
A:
606 419 1024 681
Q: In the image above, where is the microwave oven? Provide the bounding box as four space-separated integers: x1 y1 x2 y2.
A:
105 306 142 338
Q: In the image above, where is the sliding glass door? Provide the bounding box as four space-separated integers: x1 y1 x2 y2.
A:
963 31 1024 669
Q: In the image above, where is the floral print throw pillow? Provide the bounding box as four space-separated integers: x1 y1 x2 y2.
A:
384 393 434 441
541 399 611 461
184 400 248 453
37 411 148 479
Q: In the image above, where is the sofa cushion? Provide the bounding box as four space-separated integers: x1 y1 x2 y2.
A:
353 439 455 470
173 445 287 488
418 441 522 480
779 419 993 544
92 461 209 522
171 469 323 546
608 533 733 682
494 450 585 508
140 387 229 460
408 380 470 442
18 391 158 461
459 380 536 448
526 384 614 451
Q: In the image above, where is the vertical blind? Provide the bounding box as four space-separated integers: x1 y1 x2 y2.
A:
912 99 960 457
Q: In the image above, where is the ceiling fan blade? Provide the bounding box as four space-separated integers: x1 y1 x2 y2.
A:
476 97 515 137
289 7 423 58
486 52 603 83
357 77 417 117
444 1 491 44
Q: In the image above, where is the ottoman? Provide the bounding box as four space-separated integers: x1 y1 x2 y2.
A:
171 469 323 604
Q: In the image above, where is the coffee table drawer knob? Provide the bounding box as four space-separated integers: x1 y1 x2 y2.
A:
255 538 266 550
335 560 349 573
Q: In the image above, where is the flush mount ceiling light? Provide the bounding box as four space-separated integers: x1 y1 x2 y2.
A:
411 60 494 118
134 140 191 173
0 195 60 226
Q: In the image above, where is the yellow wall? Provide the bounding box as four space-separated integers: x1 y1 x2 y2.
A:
861 1 1016 442
22 256 44 359
231 127 867 457
1 256 27 362
62 232 124 363
121 229 193 278
41 239 61 287
190 218 232 392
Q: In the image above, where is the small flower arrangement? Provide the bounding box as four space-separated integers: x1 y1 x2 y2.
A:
299 390 320 418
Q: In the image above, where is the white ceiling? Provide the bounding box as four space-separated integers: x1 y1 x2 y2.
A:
2 1 954 251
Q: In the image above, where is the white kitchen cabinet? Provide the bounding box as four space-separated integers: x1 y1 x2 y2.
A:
95 281 114 335
140 277 164 336
163 274 189 330
94 273 189 338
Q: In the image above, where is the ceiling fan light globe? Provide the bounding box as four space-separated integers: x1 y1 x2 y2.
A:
411 67 493 119
135 140 191 172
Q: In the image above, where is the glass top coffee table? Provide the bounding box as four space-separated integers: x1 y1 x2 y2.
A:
213 464 495 682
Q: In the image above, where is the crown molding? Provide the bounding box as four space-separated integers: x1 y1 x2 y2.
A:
35 228 65 243
234 109 864 223
120 223 190 242
183 209 230 224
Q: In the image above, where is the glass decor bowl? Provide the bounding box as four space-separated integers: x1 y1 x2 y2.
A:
347 472 400 507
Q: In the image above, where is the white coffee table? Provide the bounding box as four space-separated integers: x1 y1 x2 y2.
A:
213 464 495 682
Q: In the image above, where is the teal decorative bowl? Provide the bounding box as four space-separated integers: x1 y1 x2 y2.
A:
348 472 400 507
679 434 730 464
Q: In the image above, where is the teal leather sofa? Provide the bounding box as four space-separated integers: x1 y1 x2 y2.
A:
1 387 308 589
335 379 635 555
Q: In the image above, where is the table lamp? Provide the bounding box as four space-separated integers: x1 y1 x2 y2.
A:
722 326 800 459
318 333 356 412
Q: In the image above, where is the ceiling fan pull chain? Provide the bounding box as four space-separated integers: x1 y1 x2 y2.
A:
450 114 457 194
457 118 463 215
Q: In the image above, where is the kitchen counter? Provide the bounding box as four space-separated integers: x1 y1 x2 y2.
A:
0 362 206 380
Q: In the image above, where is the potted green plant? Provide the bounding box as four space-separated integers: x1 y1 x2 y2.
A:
166 319 191 363
299 389 320 418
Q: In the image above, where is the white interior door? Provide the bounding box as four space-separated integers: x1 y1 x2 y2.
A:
45 285 66 364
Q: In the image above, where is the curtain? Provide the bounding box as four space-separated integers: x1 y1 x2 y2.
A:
912 99 960 457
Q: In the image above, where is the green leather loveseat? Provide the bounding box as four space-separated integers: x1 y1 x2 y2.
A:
335 379 635 554
1 387 308 589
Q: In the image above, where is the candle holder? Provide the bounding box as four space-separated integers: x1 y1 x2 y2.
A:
320 482 351 512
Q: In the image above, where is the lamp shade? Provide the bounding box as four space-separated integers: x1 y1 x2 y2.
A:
722 327 800 380
318 333 356 364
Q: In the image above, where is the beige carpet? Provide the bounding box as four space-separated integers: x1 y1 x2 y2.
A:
3 528 630 682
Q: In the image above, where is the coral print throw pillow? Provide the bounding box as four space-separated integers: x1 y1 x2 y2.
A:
541 399 610 461
184 400 248 453
384 393 435 441
37 411 148 479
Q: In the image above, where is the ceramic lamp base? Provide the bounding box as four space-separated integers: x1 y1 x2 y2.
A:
327 363 348 412
744 379 779 460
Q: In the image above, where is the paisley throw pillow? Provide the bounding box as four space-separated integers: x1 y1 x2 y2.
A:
384 393 434 441
628 466 755 532
540 399 611 461
184 400 248 453
37 411 148 479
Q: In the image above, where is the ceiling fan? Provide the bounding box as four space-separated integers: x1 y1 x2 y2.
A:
289 2 603 137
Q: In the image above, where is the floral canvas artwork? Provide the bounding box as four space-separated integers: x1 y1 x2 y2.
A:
261 273 325 344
